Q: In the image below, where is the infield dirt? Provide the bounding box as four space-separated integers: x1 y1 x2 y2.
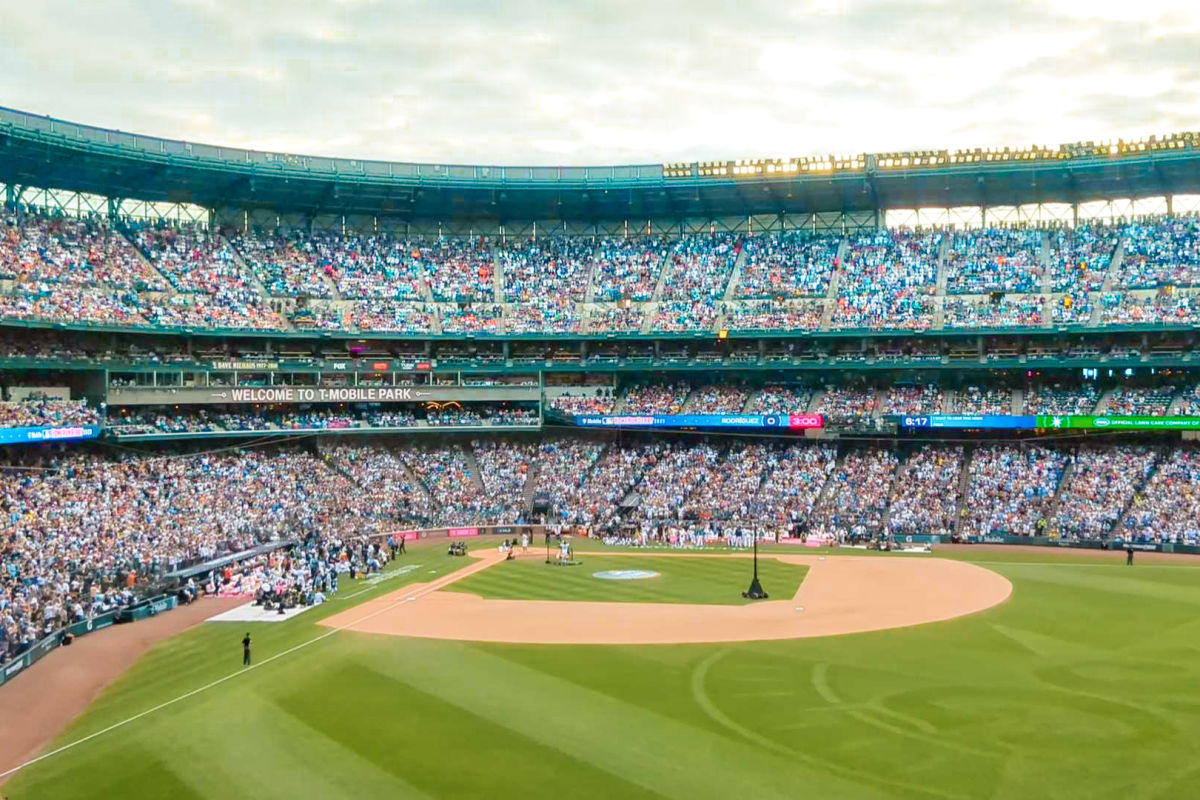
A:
321 551 1013 645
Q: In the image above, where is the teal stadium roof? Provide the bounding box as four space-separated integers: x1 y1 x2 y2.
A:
1 106 1199 223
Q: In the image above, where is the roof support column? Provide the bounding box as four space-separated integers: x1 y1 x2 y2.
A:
1072 203 1079 227
1167 195 1174 215
3 183 15 210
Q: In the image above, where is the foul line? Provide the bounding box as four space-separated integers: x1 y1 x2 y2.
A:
335 563 425 601
0 553 501 782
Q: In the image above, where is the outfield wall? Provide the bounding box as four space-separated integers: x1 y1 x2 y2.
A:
903 533 1200 554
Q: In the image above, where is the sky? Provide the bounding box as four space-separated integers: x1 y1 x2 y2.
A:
2 0 1199 166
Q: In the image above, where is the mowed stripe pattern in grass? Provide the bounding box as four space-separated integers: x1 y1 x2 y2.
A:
443 555 808 605
7 553 1200 799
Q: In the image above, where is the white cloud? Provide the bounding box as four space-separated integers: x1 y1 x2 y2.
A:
0 0 1196 165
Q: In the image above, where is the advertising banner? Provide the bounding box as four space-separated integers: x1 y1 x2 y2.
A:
107 385 538 407
447 527 480 538
0 425 102 445
574 414 823 430
1035 415 1200 430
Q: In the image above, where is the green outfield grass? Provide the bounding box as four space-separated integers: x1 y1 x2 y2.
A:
444 554 808 604
6 543 1200 799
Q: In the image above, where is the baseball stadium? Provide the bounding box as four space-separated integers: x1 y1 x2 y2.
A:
3 12 1200 796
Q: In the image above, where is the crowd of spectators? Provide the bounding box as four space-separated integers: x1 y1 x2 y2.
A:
591 238 665 302
396 444 486 525
943 296 1045 329
0 396 98 429
886 446 962 539
946 228 1044 294
441 303 505 334
421 239 495 302
749 386 814 414
557 441 666 527
134 226 254 299
736 232 839 299
662 235 740 301
955 385 1012 415
811 449 898 537
325 443 433 524
345 300 435 333
881 385 944 415
1175 384 1200 416
1123 448 1200 544
1051 292 1094 325
1049 224 1119 291
634 442 722 522
681 442 775 521
830 291 934 331
619 381 691 414
685 384 748 413
505 295 581 334
586 303 644 333
833 231 939 333
549 393 614 415
1116 218 1200 289
229 233 334 298
1104 385 1178 416
752 445 836 525
1099 290 1200 325
1 214 167 291
1022 384 1100 415
534 439 604 523
4 216 1200 334
471 440 536 523
651 300 719 333
144 292 287 331
0 446 389 660
961 445 1066 537
107 404 539 434
300 234 425 301
501 238 593 303
816 387 879 423
723 300 824 332
1053 447 1157 539
0 286 150 328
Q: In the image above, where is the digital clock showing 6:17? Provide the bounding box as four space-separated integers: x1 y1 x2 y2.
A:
903 416 931 428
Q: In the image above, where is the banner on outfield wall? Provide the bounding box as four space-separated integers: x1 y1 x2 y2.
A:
1035 415 1200 430
0 425 102 445
898 414 1200 432
574 414 823 430
447 527 480 538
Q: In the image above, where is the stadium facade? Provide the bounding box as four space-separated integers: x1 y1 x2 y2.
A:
0 106 1199 445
